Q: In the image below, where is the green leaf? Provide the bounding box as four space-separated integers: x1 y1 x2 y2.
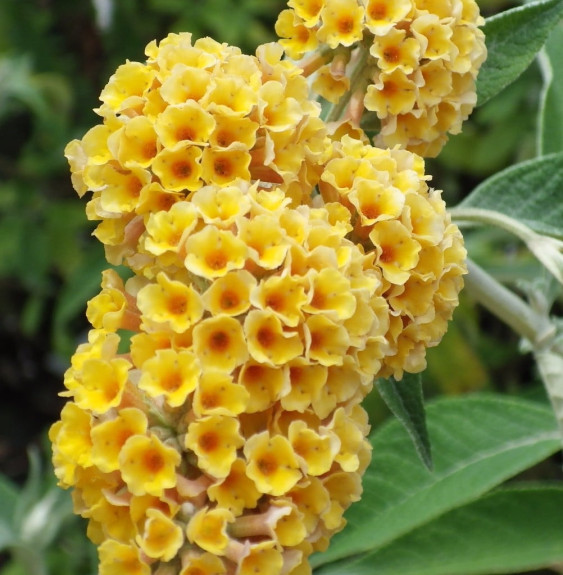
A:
477 0 563 106
375 374 432 469
315 487 563 575
312 394 560 568
538 22 563 154
457 152 563 239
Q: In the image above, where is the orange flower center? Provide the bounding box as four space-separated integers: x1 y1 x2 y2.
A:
206 251 228 270
337 16 355 34
172 161 193 179
199 431 219 452
383 46 401 63
210 330 230 352
168 294 187 315
257 454 278 476
144 449 165 473
369 2 387 20
257 327 275 348
220 290 240 310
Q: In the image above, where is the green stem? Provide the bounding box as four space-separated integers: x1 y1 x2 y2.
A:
464 259 555 348
449 207 535 243
325 43 370 123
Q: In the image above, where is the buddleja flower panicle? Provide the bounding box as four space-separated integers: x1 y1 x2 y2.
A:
51 191 386 575
276 0 487 156
53 28 469 575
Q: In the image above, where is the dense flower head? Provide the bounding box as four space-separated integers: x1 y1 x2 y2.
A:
65 32 333 266
56 23 470 575
51 195 390 575
318 135 467 376
275 0 487 156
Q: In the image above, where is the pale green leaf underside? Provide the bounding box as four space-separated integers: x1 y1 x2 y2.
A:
312 395 560 568
477 0 563 106
315 487 563 575
375 374 432 470
538 22 563 155
457 152 563 239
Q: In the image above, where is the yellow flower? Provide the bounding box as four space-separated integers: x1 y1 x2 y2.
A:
98 539 150 575
238 214 290 270
137 272 204 333
192 370 249 417
303 268 357 320
249 274 308 327
312 64 350 104
245 432 302 495
237 542 283 575
281 359 328 412
364 0 412 35
238 361 289 412
244 310 304 366
155 101 216 148
276 10 319 60
138 348 201 407
275 0 486 156
136 508 184 561
201 148 252 186
192 183 251 227
185 415 244 478
207 458 262 515
180 553 227 575
288 0 324 26
317 0 365 48
202 270 256 317
143 201 199 256
369 220 421 284
288 420 339 475
119 434 180 496
192 315 249 372
151 145 203 192
186 507 235 556
91 407 148 472
49 402 93 486
304 314 350 366
73 357 131 414
185 226 248 280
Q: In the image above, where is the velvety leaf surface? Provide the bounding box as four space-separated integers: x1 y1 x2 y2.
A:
315 487 563 575
538 22 563 155
457 153 563 238
477 0 563 105
375 374 432 469
312 395 560 568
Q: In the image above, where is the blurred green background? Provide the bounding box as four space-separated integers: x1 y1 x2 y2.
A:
0 0 557 574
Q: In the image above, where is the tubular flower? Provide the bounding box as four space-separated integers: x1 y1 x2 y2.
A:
275 0 487 156
64 33 333 271
55 25 468 575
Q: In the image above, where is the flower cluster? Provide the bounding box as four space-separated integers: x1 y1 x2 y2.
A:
319 135 467 377
275 0 487 156
53 27 468 575
65 33 331 271
51 191 384 575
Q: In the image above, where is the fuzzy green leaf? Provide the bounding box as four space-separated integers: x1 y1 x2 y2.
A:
312 395 560 568
375 374 432 469
477 0 563 105
457 152 563 239
538 22 563 154
315 487 563 575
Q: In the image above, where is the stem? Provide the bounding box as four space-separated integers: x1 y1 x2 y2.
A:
449 207 536 244
325 43 370 123
464 259 555 348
